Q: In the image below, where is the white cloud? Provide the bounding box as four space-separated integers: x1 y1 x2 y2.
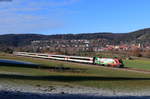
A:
0 13 64 33
26 0 80 7
0 0 80 34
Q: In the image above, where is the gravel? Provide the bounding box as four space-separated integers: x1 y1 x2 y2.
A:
0 82 150 99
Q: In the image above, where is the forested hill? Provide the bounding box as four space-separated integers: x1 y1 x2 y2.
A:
0 28 149 47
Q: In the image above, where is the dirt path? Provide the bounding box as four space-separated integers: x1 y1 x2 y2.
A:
0 82 150 97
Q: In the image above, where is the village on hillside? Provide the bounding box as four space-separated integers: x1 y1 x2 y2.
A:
31 39 150 52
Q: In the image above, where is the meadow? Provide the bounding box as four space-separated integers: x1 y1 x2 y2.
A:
0 53 150 91
124 58 150 70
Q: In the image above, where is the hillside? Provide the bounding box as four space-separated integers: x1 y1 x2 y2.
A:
0 28 149 47
127 28 150 42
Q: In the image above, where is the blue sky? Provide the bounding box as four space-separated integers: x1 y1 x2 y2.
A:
0 0 150 34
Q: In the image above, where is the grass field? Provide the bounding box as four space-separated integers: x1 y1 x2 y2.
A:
0 53 150 91
124 59 150 70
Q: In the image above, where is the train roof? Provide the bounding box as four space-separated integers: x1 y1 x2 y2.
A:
50 54 92 59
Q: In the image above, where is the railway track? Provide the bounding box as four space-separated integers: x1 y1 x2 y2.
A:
99 66 150 74
123 67 150 74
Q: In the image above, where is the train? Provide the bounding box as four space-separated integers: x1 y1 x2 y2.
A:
13 52 124 68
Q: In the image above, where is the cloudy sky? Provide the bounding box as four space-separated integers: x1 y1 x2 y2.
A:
0 0 150 34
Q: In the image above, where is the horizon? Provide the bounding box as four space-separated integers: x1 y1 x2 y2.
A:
0 27 147 35
1 27 149 35
0 0 150 34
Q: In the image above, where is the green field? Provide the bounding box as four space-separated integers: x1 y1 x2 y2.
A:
124 59 150 70
0 53 150 91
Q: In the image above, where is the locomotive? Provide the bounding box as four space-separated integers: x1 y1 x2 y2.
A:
93 56 124 68
14 52 124 68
